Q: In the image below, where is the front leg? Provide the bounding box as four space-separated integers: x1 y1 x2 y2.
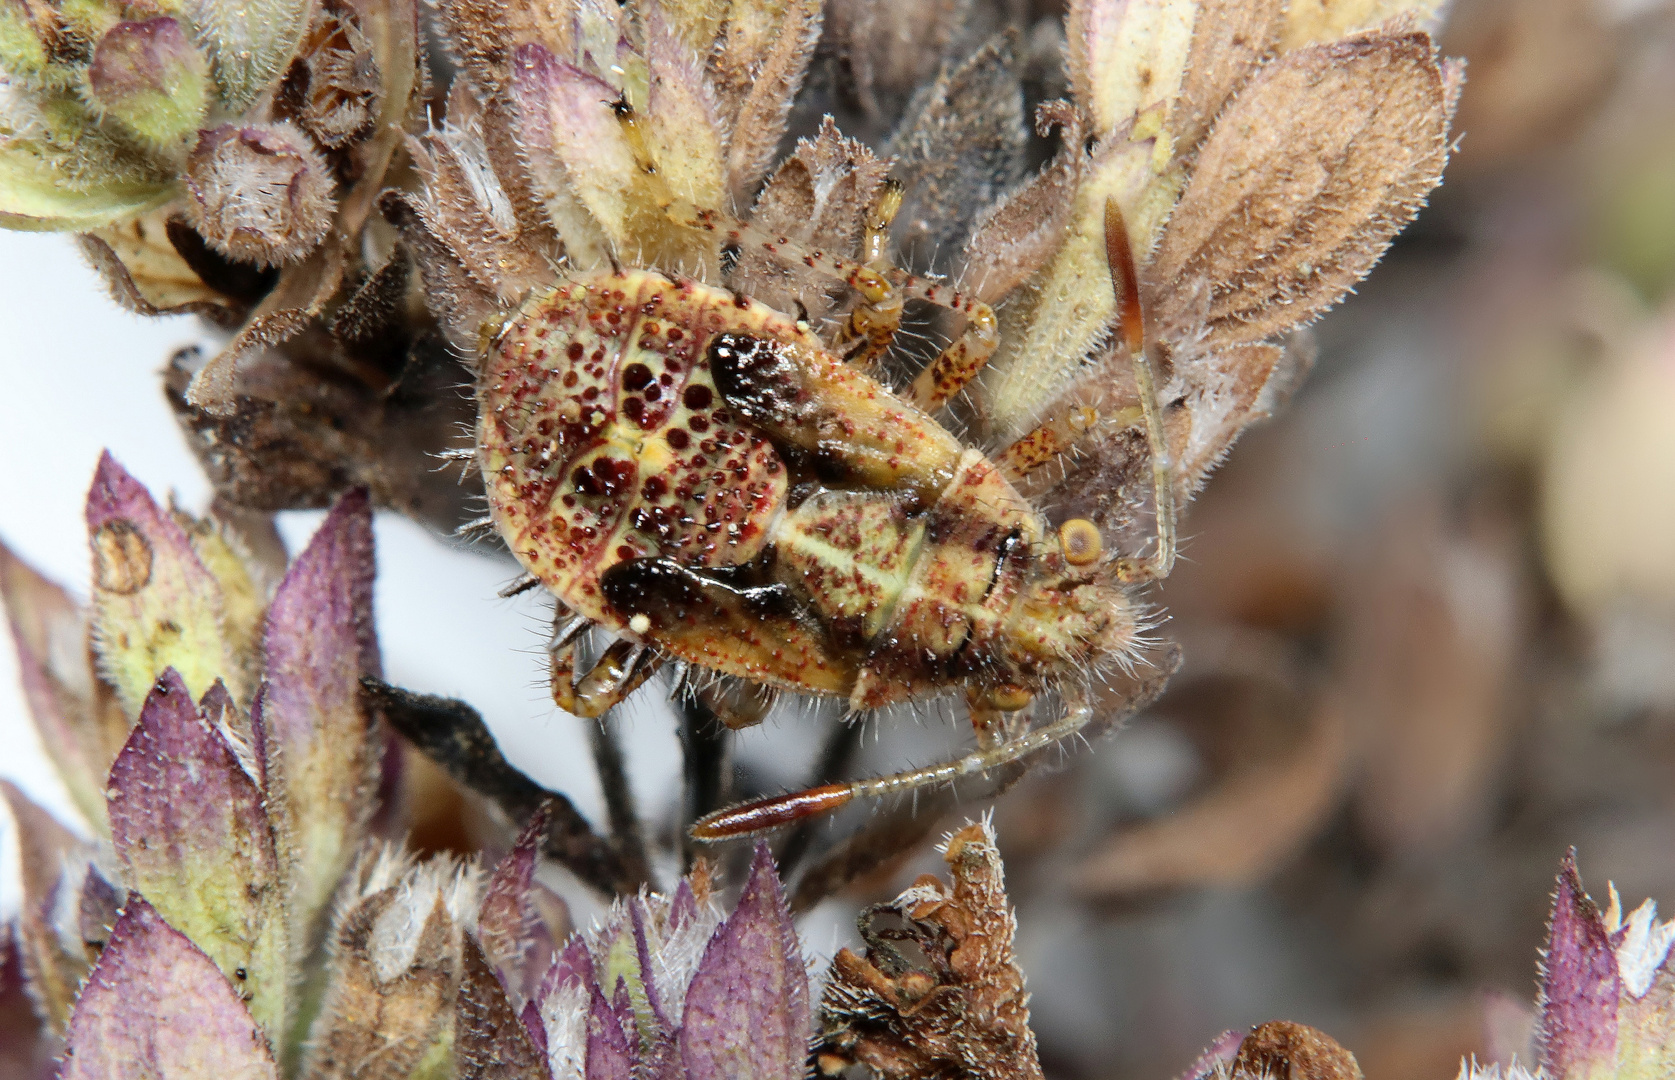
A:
549 616 663 719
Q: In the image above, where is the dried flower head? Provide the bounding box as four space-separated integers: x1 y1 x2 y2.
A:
184 122 337 267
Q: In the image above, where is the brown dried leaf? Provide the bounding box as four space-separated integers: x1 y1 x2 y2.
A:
959 102 1085 305
184 249 343 411
165 332 481 533
886 33 1031 272
735 118 888 318
1229 1021 1365 1080
302 854 477 1080
825 0 963 119
382 191 509 349
1171 0 1284 156
457 934 550 1080
815 820 1044 1080
405 109 553 304
77 211 240 323
1147 29 1456 348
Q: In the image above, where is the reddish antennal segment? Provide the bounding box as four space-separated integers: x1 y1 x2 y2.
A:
690 783 855 840
1104 196 1146 360
1103 196 1175 582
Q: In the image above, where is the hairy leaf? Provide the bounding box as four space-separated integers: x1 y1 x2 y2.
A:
259 487 381 937
1540 853 1622 1077
1147 29 1455 348
302 855 477 1080
186 0 312 109
736 118 888 318
106 670 288 1036
680 842 807 1080
59 896 279 1080
713 0 821 202
459 934 551 1080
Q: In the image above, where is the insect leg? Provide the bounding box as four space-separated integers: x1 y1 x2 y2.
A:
689 694 1096 841
1105 196 1176 582
902 275 1001 413
829 179 907 369
994 406 1107 481
549 617 664 719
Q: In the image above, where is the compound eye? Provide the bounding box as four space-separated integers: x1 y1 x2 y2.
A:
1059 519 1103 566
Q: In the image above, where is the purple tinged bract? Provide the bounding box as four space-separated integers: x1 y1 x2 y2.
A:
59 896 278 1080
259 488 382 935
106 669 288 1037
678 842 808 1080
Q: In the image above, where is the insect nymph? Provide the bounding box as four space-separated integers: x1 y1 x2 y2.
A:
477 154 1176 838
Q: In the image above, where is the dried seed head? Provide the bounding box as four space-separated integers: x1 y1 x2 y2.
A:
85 18 210 148
184 122 336 267
280 3 384 149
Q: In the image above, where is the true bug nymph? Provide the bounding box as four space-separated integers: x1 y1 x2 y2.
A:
476 105 1175 840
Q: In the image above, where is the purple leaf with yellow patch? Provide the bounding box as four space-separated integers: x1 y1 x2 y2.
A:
107 668 287 1036
59 895 279 1080
259 488 381 932
678 841 808 1080
86 452 242 712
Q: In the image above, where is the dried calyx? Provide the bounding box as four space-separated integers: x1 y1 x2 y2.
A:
185 122 337 266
